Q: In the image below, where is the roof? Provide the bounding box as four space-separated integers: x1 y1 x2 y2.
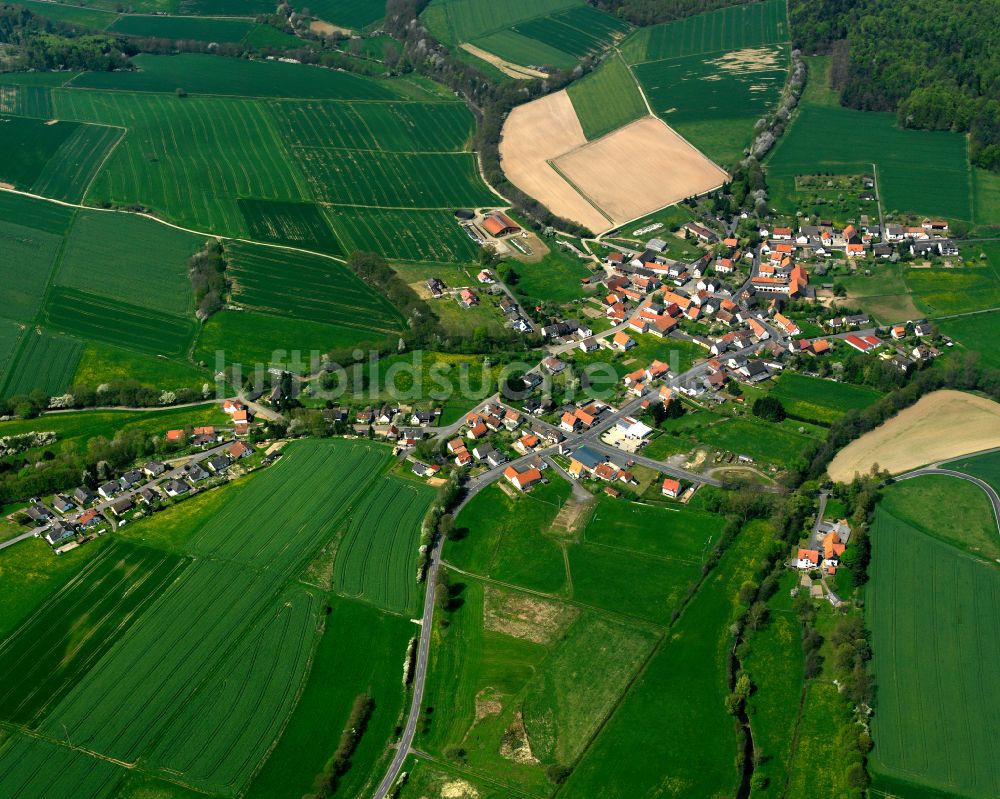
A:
797 548 820 565
662 478 681 493
613 331 633 347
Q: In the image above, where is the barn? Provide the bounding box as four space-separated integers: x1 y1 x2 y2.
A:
482 211 520 237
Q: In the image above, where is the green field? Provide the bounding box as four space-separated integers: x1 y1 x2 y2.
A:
0 217 64 322
0 542 186 725
867 502 1000 798
621 0 788 63
73 341 210 392
56 211 202 316
768 57 973 221
783 681 856 798
561 519 773 797
946 450 1000 495
225 241 402 332
697 416 816 465
511 247 592 303
109 14 298 46
583 497 720 561
567 53 646 141
329 206 479 262
44 287 196 357
512 4 630 60
294 0 385 29
0 189 74 235
270 98 474 152
937 311 1000 370
904 259 1000 316
15 0 119 28
245 595 412 799
422 0 580 45
771 372 883 424
1 329 82 399
194 309 385 367
0 115 123 204
0 83 54 117
633 45 789 165
68 53 404 98
0 733 124 799
55 88 307 236
333 475 435 614
236 199 341 252
471 29 578 70
0 441 402 796
880 474 1000 561
0 320 21 393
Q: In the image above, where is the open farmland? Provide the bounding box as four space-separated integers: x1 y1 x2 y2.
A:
225 241 402 333
15 0 118 29
828 390 1000 480
0 84 54 117
333 476 435 614
566 53 646 141
621 0 788 63
0 321 20 392
771 372 882 424
53 88 307 236
295 148 495 208
68 53 403 99
44 287 196 357
904 260 1000 316
0 734 124 799
422 0 580 45
0 441 396 795
937 311 1000 370
296 0 385 29
270 99 474 153
0 217 64 322
109 14 298 46
615 0 790 165
0 330 82 399
0 542 187 725
768 57 972 221
56 211 202 316
0 116 79 189
867 502 1000 798
582 497 720 561
697 416 815 465
946 450 1000 495
237 199 341 252
560 520 773 798
330 207 479 262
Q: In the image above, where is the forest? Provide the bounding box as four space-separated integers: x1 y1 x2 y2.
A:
789 0 1000 170
587 0 758 26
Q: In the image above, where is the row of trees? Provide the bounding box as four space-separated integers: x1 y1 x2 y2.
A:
587 0 758 26
789 0 1000 170
189 240 228 320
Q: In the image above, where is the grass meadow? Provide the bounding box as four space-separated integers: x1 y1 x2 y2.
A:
303 0 385 29
945 450 1000 494
567 52 646 141
771 372 883 424
561 520 774 798
937 311 1000 370
582 496 720 561
512 246 592 303
15 0 118 28
782 681 855 798
697 416 817 465
109 14 299 47
904 257 1000 316
73 341 211 392
867 503 1000 799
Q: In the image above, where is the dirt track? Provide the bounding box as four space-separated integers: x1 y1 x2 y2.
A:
460 43 549 80
553 116 728 226
499 90 610 234
828 390 1000 480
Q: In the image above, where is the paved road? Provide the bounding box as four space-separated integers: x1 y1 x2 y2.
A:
895 467 1000 532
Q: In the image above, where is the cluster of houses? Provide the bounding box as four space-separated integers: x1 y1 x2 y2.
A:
763 219 958 261
221 399 253 436
796 518 852 577
28 439 254 550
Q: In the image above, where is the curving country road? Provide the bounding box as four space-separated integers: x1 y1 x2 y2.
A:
894 467 1000 532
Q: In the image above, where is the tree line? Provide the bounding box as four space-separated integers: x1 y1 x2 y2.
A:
587 0 757 26
789 0 1000 170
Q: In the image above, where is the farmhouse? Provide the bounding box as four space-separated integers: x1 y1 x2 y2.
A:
844 334 882 353
796 548 820 570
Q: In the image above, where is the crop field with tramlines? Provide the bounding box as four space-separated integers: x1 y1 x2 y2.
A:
108 14 295 45
43 287 196 357
53 89 307 236
331 206 480 262
0 218 63 322
56 211 202 316
270 99 473 152
0 735 123 799
1 330 82 399
226 242 403 332
0 441 401 797
237 199 342 252
567 53 647 141
333 476 435 614
0 542 187 725
867 503 1000 798
303 0 385 29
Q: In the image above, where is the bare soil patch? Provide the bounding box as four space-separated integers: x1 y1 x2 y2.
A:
483 585 579 645
309 20 352 36
828 390 1000 480
707 46 784 74
551 494 594 534
553 116 728 226
500 711 539 765
499 91 611 234
460 43 548 80
474 688 503 722
440 779 480 799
